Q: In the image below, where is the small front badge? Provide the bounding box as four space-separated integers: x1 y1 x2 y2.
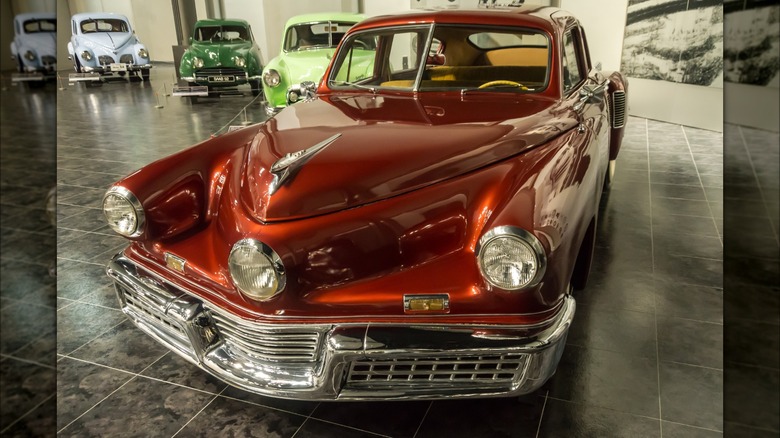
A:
165 252 186 273
403 294 450 313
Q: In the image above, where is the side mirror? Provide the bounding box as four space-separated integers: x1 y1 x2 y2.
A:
573 82 607 111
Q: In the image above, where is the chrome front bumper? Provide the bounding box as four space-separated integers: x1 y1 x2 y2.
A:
107 253 574 400
83 64 152 73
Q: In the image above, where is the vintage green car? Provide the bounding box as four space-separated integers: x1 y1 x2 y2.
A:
179 19 264 98
262 12 365 113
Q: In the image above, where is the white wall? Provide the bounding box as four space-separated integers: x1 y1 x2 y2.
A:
725 83 780 132
561 0 723 132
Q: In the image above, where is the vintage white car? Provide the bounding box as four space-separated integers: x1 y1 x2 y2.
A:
10 13 57 76
67 12 152 80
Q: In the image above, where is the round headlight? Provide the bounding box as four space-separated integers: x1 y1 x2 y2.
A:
477 226 546 290
80 50 92 61
103 187 144 238
193 57 204 68
24 50 36 61
235 56 246 67
229 239 285 301
138 48 149 59
287 91 299 103
263 69 280 87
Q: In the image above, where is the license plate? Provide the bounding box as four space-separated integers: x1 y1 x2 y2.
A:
109 63 127 72
209 75 234 83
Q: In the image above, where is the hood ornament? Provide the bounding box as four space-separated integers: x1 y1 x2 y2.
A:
269 133 341 195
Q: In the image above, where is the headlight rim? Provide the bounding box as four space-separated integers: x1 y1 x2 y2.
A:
138 48 149 59
102 186 145 238
192 57 204 69
476 225 546 291
263 69 281 87
228 238 286 301
24 50 36 61
235 56 246 67
80 50 92 61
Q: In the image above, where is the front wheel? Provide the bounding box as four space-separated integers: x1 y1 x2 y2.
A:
250 79 261 97
141 69 150 81
73 58 82 73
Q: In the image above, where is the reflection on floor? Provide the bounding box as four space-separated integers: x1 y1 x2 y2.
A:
48 65 727 437
0 76 57 435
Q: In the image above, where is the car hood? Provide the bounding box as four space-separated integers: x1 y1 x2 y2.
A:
80 32 135 52
190 42 253 66
241 93 572 222
17 33 56 56
279 49 336 84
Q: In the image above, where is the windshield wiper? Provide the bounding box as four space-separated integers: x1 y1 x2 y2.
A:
330 80 377 93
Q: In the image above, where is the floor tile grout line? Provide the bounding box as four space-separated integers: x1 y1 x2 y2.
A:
681 126 722 247
412 400 434 438
725 421 780 434
647 118 663 437
171 386 228 437
290 400 322 438
6 330 57 359
55 256 106 267
57 227 116 238
217 394 319 420
0 391 56 435
724 359 780 372
59 319 127 356
57 352 169 434
534 390 549 438
0 353 56 370
737 125 780 247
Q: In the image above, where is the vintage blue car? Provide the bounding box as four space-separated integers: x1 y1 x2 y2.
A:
10 13 57 76
67 12 152 80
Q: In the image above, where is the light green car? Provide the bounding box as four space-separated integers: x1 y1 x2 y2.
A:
262 12 365 113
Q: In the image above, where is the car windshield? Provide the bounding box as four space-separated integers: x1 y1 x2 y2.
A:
194 25 249 42
80 19 129 33
328 24 550 93
284 21 360 51
23 19 56 33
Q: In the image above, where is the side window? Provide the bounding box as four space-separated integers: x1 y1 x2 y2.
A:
388 32 420 74
562 30 583 94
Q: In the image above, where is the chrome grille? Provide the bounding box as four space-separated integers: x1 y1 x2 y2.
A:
207 309 323 363
196 67 245 76
41 56 56 65
347 353 528 386
116 283 189 345
98 55 114 65
610 90 626 129
119 54 134 64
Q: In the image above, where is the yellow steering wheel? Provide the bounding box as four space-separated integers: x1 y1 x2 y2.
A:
478 80 529 90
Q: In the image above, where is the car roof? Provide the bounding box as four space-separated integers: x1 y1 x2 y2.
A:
195 18 251 27
71 12 130 22
14 12 55 23
352 6 568 35
284 12 365 28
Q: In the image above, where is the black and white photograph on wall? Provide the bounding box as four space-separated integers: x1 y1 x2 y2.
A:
621 0 724 87
724 0 780 87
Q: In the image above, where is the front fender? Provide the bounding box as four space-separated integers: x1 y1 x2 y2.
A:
131 43 151 65
262 58 291 108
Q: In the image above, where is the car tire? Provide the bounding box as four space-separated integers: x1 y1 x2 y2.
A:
603 159 616 190
250 79 261 97
74 58 82 73
141 69 150 81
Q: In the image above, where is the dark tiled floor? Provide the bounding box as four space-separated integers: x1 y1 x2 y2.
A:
0 76 57 435
49 65 730 437
723 124 780 436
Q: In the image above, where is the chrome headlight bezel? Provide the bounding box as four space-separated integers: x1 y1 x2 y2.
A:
235 56 246 67
263 69 281 87
193 57 204 68
228 238 286 301
24 50 36 61
476 226 546 290
138 48 149 59
80 50 92 61
102 186 145 238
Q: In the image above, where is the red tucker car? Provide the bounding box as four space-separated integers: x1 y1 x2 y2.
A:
104 6 627 400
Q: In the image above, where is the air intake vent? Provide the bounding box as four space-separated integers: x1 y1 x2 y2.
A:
610 90 626 129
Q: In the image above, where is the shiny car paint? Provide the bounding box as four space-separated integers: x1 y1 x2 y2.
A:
10 13 57 75
104 6 628 400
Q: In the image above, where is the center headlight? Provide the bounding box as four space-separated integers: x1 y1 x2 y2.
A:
229 239 286 301
235 56 246 67
477 226 546 290
103 186 144 238
193 57 204 68
263 69 280 87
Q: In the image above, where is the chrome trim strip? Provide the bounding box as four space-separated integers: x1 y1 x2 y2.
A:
269 133 341 195
107 253 574 400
